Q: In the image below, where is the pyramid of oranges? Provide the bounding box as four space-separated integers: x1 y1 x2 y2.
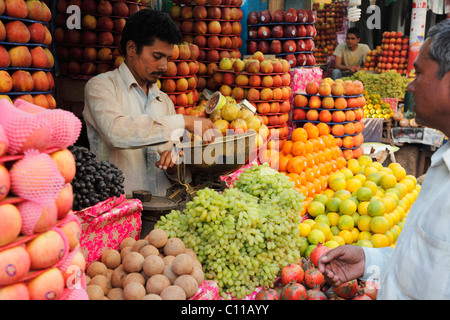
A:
260 122 348 214
297 154 420 256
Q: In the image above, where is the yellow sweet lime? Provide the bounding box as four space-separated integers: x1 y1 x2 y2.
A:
371 234 390 248
312 222 332 241
369 216 390 234
339 230 354 244
383 213 394 228
358 155 373 167
357 215 372 232
333 189 352 201
395 183 408 198
313 194 329 205
324 240 340 249
367 199 386 217
346 158 361 175
357 201 370 215
357 231 373 241
340 168 354 180
356 186 374 202
405 174 418 187
330 225 341 236
390 226 399 242
362 180 378 196
400 178 415 193
303 219 316 228
379 196 396 214
366 173 382 186
325 197 341 213
322 188 335 199
345 178 362 193
315 214 331 226
326 211 340 227
337 215 354 231
330 235 346 246
307 201 326 217
298 223 311 237
339 198 357 215
384 230 394 245
354 173 367 184
329 177 347 192
350 227 360 243
363 165 378 176
308 229 326 245
356 239 373 248
391 165 407 181
379 174 397 190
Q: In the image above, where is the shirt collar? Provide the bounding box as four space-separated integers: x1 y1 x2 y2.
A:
119 61 161 101
430 140 450 171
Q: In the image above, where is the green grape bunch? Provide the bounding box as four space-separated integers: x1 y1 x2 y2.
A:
155 163 306 299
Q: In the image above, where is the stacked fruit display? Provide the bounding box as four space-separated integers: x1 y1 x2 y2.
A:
157 42 201 115
256 255 377 300
292 78 366 160
298 155 419 252
313 1 346 64
362 47 380 72
85 228 205 300
156 163 305 299
0 98 86 300
168 0 243 91
0 0 56 108
376 31 409 75
247 8 317 68
363 91 395 119
54 0 148 78
213 52 292 148
273 122 347 203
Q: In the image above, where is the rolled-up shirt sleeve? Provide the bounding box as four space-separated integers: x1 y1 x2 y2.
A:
361 246 394 282
84 76 185 150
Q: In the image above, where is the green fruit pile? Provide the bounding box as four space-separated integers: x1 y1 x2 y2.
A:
155 163 305 299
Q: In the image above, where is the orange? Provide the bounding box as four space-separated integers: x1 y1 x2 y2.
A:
305 125 319 139
304 140 314 154
305 181 316 197
291 141 305 156
282 140 293 155
278 155 290 172
304 153 315 168
304 167 315 183
298 171 307 185
287 172 300 186
287 156 301 173
345 178 362 193
313 178 322 193
291 127 308 142
317 122 330 136
371 234 390 248
336 156 347 169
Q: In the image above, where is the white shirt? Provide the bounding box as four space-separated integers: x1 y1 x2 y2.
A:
362 140 450 299
83 62 185 196
334 43 371 68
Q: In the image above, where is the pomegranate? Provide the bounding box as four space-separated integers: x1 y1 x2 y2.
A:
301 258 313 272
324 287 345 300
309 243 330 267
352 289 372 300
303 267 326 289
307 285 327 300
334 279 359 299
280 263 304 285
255 288 279 300
360 280 378 300
281 282 307 300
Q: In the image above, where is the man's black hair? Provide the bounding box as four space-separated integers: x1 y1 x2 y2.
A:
347 27 360 38
120 9 183 55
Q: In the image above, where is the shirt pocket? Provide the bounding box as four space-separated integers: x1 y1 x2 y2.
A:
394 214 450 299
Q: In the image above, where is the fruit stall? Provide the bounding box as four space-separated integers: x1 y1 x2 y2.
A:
0 0 448 302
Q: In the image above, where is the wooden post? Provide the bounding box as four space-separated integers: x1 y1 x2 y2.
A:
268 0 284 13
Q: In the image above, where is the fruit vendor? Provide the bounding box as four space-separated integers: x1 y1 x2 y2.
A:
319 19 450 299
83 9 217 197
331 27 371 80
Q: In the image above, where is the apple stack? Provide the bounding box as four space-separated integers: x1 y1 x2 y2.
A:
0 0 57 109
158 42 201 116
246 8 317 68
214 52 293 149
292 78 366 160
53 0 148 79
363 48 381 73
376 31 409 76
168 0 244 92
313 1 345 65
0 99 88 300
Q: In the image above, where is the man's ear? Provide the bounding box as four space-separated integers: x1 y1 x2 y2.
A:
126 40 136 57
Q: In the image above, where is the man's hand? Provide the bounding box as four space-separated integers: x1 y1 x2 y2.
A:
318 245 366 287
184 116 220 143
156 149 181 174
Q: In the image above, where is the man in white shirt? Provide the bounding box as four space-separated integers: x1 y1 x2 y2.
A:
83 9 217 196
331 27 370 80
319 19 450 299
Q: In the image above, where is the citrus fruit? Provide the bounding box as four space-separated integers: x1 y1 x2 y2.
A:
329 177 346 191
363 165 378 176
346 178 362 193
326 212 340 226
362 180 378 196
371 234 390 248
333 189 351 201
337 215 354 231
303 218 316 228
307 201 326 217
369 216 389 234
330 226 341 236
339 198 357 215
379 196 396 214
325 197 341 212
339 230 354 244
366 173 381 185
356 239 373 248
379 174 397 189
357 215 371 231
357 231 373 241
298 223 311 237
312 222 331 240
355 186 373 202
315 214 331 226
357 201 370 215
330 235 345 246
308 229 326 245
391 165 407 181
304 244 317 258
313 194 329 205
347 158 361 175
324 240 340 249
367 199 386 217
357 155 372 166
340 168 354 180
354 173 367 184
350 227 360 242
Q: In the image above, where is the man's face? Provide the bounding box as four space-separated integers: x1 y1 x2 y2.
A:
127 38 173 85
407 40 450 129
346 33 359 50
